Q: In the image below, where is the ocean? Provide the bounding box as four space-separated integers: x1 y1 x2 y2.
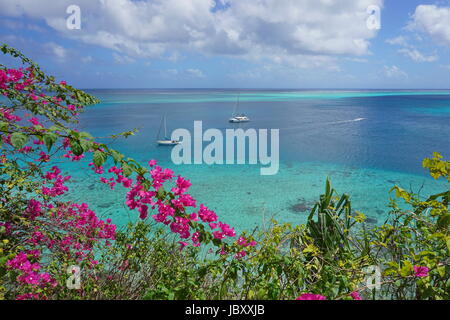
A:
59 89 450 232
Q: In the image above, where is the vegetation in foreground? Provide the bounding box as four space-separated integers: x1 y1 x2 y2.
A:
0 45 449 300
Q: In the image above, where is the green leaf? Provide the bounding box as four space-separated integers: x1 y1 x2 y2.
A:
157 187 166 199
70 139 83 156
43 133 58 152
437 266 445 277
399 260 413 277
0 121 9 131
93 151 107 167
79 131 93 139
111 150 124 164
11 132 28 149
80 139 93 153
122 163 133 177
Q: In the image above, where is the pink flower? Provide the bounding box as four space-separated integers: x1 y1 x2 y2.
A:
18 146 33 154
218 222 235 237
122 178 132 188
212 231 224 239
235 250 247 259
414 266 429 278
28 117 42 126
25 199 42 220
33 139 44 145
172 176 191 195
138 205 148 220
236 236 257 248
37 152 50 162
350 291 362 300
249 241 257 247
89 163 104 174
7 68 23 82
16 293 40 300
178 241 189 251
198 204 218 223
296 293 327 300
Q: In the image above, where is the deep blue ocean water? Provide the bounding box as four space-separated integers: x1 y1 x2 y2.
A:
58 89 450 232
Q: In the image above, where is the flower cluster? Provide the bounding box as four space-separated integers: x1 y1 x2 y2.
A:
6 251 57 292
0 68 34 92
97 160 238 250
1 66 81 117
234 236 257 259
413 266 429 278
63 150 85 162
6 196 116 299
296 293 327 300
0 107 21 122
42 166 71 197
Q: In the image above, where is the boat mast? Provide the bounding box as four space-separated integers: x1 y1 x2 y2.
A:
232 93 240 117
157 116 164 140
237 93 240 115
164 116 167 139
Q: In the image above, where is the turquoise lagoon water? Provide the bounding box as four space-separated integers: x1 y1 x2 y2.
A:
58 89 450 232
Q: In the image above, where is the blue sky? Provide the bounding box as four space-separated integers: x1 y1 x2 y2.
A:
0 0 449 89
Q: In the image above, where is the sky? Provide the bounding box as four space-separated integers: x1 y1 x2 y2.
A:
0 0 450 89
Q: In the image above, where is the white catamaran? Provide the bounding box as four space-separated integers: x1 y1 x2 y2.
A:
229 94 250 123
157 115 180 146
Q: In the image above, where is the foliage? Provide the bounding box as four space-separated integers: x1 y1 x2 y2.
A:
0 44 244 300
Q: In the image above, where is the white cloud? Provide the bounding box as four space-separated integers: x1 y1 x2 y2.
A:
186 68 205 78
408 5 450 47
0 0 384 69
383 65 408 79
44 42 68 60
386 33 438 63
345 57 368 63
397 48 437 62
166 69 179 76
385 36 410 47
113 53 135 64
81 56 93 63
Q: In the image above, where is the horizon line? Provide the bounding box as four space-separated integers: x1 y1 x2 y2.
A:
81 88 450 91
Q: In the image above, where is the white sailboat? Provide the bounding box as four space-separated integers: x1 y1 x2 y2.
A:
229 94 250 123
157 116 180 146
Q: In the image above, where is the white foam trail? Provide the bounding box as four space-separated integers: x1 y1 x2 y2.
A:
282 118 367 131
328 117 366 124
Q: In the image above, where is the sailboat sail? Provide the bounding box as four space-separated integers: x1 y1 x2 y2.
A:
156 116 166 140
229 93 250 123
157 115 180 146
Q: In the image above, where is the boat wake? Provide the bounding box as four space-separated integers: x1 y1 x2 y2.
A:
327 117 366 125
282 118 367 131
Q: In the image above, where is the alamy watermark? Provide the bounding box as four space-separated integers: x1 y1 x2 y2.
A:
364 265 382 290
66 5 81 30
66 265 81 289
366 5 381 30
170 121 279 176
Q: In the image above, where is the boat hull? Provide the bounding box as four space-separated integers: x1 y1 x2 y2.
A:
157 140 180 146
229 118 250 123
